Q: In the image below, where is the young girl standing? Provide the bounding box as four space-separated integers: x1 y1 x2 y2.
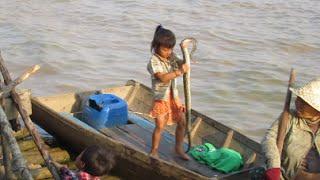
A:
147 25 190 160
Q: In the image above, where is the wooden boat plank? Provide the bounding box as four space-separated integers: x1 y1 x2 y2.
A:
107 124 222 177
99 127 147 152
126 80 264 164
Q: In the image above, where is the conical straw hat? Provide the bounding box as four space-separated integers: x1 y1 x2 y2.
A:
290 78 320 112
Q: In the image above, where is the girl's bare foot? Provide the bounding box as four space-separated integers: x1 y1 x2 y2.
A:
150 150 159 159
175 148 190 161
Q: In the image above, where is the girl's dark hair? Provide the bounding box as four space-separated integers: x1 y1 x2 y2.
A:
81 145 115 176
151 25 176 53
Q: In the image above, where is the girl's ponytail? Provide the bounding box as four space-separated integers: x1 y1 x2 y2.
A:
155 24 162 33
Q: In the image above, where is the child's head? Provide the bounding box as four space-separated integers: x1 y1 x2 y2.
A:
75 145 115 176
151 25 176 59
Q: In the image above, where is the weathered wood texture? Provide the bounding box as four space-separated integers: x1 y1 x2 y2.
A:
1 136 16 179
0 51 60 179
0 51 21 130
1 89 32 121
0 106 33 179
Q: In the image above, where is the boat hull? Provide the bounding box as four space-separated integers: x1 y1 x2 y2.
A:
31 80 265 179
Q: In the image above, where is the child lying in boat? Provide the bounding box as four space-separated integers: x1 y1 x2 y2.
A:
52 145 115 180
147 25 190 160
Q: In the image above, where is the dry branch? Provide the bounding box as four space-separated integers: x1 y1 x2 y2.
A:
0 51 60 179
0 65 40 98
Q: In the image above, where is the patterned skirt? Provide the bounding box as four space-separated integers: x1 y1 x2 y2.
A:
150 92 184 125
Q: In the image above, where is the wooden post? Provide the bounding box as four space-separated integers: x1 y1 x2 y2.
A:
1 135 16 179
0 96 15 179
0 51 61 179
0 106 33 179
276 69 296 155
0 52 20 131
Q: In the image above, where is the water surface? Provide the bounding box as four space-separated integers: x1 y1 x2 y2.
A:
1 0 319 141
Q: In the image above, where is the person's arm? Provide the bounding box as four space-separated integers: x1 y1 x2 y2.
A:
261 117 283 169
171 52 184 66
155 52 189 83
154 66 186 84
295 171 320 180
261 115 292 169
51 161 65 169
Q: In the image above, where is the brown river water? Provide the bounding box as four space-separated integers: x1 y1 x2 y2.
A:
0 0 319 142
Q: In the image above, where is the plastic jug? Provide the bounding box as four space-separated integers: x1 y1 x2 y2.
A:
82 94 128 129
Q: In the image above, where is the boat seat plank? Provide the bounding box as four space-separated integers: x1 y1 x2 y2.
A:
101 125 174 160
99 127 146 152
103 124 221 177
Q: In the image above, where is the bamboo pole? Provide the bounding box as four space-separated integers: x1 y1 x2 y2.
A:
276 69 296 155
180 38 197 152
0 106 33 179
0 51 61 179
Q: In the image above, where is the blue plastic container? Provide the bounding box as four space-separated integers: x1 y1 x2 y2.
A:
82 94 128 129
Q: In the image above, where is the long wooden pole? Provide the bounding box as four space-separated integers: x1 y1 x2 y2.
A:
180 38 197 152
1 136 16 179
276 69 296 156
0 106 33 179
0 82 16 179
0 52 21 131
0 51 61 179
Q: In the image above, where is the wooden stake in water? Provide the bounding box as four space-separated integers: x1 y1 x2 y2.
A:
180 38 197 152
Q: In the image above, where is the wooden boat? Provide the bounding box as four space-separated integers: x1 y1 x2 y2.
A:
31 80 265 180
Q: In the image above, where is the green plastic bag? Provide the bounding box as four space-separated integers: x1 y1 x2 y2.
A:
189 143 243 173
189 143 216 164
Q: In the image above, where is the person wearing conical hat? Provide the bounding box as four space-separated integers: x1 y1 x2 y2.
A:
261 78 320 180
